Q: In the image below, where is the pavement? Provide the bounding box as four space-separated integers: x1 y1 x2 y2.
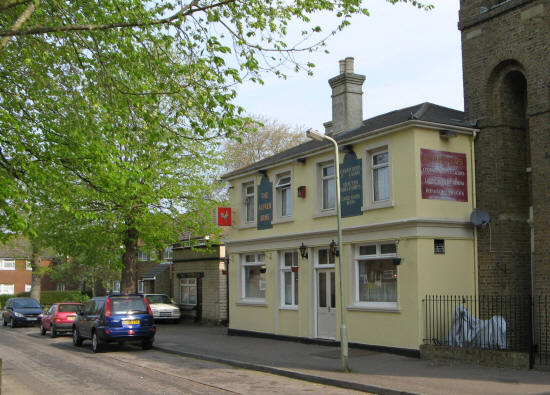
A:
153 322 550 395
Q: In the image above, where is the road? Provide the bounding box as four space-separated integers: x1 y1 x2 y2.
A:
0 325 363 394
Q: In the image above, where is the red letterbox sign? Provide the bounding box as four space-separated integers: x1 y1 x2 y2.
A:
421 149 467 202
217 207 232 226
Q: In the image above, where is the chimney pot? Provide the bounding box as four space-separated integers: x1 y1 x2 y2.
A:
345 57 354 73
339 59 346 74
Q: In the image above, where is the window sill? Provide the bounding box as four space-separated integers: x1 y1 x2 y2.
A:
279 306 298 311
0 268 15 271
312 210 336 219
237 222 257 229
271 217 294 225
348 304 400 313
361 201 394 211
236 299 268 307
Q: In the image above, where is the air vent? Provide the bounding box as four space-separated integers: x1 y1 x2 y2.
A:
434 239 445 254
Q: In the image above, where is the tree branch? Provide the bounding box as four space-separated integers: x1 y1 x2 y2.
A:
0 0 39 50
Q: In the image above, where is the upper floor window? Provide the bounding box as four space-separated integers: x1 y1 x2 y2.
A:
276 173 292 218
280 251 299 307
0 284 14 294
372 151 390 202
243 181 255 224
137 251 149 261
26 261 32 270
321 163 336 210
242 253 266 299
163 246 173 260
0 260 15 270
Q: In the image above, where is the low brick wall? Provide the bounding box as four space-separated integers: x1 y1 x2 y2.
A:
420 344 529 369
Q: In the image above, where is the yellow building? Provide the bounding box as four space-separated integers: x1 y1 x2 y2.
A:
222 58 478 354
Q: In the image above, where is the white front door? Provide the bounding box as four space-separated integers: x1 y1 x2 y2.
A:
316 268 336 339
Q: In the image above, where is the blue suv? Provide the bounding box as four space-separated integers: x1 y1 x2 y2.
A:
72 294 156 352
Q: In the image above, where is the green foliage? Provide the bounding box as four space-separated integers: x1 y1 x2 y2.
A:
40 291 90 306
0 294 14 309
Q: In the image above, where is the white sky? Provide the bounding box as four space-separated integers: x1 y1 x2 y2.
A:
235 1 463 132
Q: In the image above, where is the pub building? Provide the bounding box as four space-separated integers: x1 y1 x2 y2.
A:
222 58 478 354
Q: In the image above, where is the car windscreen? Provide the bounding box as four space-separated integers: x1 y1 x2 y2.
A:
146 295 171 304
13 299 40 308
58 304 82 313
110 297 148 315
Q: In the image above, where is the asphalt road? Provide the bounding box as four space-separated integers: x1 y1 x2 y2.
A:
0 325 363 394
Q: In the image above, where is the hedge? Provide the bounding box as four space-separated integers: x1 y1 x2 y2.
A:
0 291 89 309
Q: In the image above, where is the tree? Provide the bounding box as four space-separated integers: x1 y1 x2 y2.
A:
222 116 307 171
0 0 432 292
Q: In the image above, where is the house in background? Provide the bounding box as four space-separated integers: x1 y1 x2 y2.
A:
136 237 229 324
0 237 60 295
222 58 478 354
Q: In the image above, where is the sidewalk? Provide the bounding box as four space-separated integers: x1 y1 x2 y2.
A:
153 323 550 395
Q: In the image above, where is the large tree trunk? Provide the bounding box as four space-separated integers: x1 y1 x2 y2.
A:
120 227 139 294
30 241 41 302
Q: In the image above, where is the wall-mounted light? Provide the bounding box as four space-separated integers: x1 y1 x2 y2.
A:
329 240 339 257
299 243 308 259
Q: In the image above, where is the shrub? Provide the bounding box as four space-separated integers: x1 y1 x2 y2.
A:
40 291 89 305
0 294 14 309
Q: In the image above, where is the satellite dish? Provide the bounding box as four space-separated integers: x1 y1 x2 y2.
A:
470 209 491 226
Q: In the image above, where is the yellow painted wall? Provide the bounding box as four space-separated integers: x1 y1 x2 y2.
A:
226 124 477 350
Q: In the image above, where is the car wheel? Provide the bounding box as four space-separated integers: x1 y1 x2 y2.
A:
141 339 153 350
91 331 102 353
9 317 15 328
72 328 83 347
40 323 46 336
2 318 6 327
50 324 57 338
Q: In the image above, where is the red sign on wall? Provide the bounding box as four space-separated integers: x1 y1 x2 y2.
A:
217 207 232 226
421 149 467 202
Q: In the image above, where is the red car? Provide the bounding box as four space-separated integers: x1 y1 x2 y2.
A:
40 302 84 338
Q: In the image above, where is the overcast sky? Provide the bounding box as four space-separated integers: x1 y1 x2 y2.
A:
235 1 463 132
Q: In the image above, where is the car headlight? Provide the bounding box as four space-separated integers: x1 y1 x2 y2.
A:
14 312 24 318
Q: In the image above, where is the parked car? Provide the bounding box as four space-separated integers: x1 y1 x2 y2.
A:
40 302 84 338
143 294 181 323
72 294 155 352
2 297 42 328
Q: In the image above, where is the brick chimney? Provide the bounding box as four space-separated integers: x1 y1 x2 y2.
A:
323 57 366 136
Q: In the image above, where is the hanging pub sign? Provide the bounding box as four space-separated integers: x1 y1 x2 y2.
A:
421 149 467 202
257 176 273 230
217 207 232 226
340 151 363 217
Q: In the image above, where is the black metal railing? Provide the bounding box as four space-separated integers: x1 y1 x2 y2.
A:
422 295 550 368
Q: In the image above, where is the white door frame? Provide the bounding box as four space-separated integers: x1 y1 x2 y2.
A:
313 248 336 339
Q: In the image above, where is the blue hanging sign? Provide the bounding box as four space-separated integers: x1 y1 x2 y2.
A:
340 152 363 218
257 176 273 229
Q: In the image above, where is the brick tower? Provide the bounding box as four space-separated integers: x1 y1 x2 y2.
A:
459 1 549 360
459 0 549 298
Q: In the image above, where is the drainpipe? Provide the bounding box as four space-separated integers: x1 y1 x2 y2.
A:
471 130 478 299
529 206 535 354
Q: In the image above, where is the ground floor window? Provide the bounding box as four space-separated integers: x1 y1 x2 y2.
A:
180 278 197 306
137 280 144 294
355 242 398 307
242 253 266 299
281 251 299 307
0 284 14 294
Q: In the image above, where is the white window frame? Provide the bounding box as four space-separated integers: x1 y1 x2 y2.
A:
313 156 337 217
0 284 15 295
280 251 299 309
321 163 336 211
137 251 149 262
113 281 120 293
163 246 173 260
353 242 399 310
314 248 336 268
26 260 32 271
362 141 393 211
25 284 32 292
180 278 197 306
273 169 294 223
241 253 266 301
0 259 15 270
137 280 144 293
241 179 256 227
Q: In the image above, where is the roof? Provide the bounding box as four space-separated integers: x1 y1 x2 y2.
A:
140 264 170 280
222 102 474 180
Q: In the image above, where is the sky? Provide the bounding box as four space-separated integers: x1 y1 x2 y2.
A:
235 1 464 132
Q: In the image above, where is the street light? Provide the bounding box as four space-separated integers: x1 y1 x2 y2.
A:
306 128 350 372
